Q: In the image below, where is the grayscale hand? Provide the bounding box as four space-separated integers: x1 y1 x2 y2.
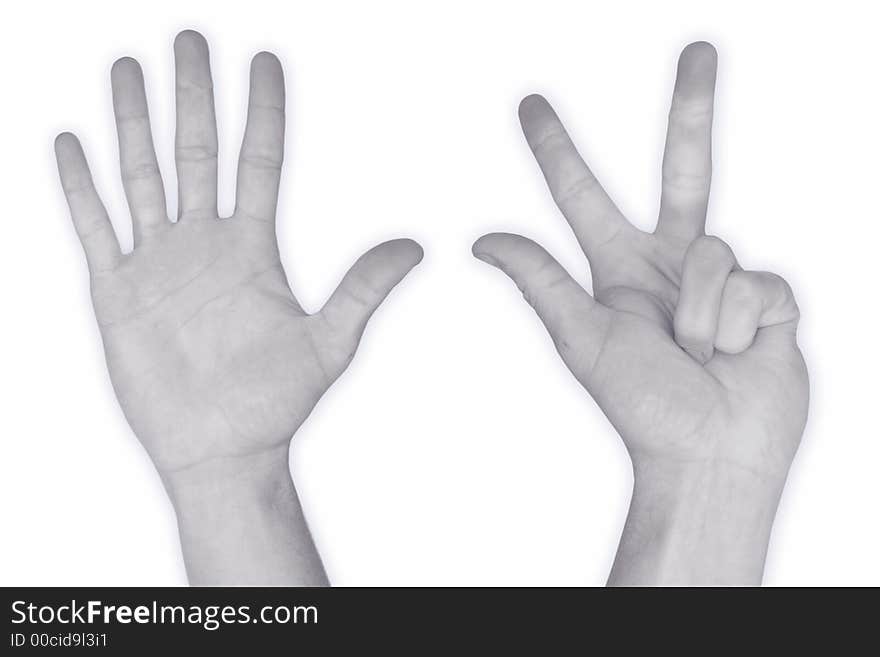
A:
473 43 808 585
55 31 422 585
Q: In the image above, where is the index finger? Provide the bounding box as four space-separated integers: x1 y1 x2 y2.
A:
519 94 628 259
235 52 285 224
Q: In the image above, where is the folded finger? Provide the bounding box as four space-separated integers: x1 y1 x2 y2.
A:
673 235 737 363
715 270 799 354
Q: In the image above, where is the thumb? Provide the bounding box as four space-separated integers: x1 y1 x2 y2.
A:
320 238 423 338
472 232 609 366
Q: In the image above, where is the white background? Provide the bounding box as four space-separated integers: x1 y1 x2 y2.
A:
1 0 878 585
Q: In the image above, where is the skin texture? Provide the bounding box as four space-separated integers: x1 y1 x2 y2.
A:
473 42 808 585
55 30 422 585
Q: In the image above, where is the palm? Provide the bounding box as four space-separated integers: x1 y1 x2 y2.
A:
92 219 330 472
475 43 807 476
56 32 421 476
594 234 804 471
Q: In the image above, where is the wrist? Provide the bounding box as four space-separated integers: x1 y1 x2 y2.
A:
162 444 293 511
608 455 789 586
161 445 327 585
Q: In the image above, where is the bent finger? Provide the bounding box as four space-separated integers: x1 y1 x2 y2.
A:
673 235 737 363
715 270 799 354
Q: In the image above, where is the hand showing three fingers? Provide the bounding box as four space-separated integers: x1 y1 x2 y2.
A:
55 31 421 584
473 43 808 584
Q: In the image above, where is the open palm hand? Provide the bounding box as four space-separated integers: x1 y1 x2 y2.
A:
56 32 422 477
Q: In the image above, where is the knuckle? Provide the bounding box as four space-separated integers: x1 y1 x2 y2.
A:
176 78 214 93
728 270 795 306
686 235 735 269
176 144 218 162
520 259 570 305
62 180 92 197
249 103 285 119
531 129 568 155
553 175 599 206
723 270 755 302
767 271 794 299
122 162 161 182
762 271 800 321
115 114 150 128
669 97 714 124
240 151 283 171
661 169 711 193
